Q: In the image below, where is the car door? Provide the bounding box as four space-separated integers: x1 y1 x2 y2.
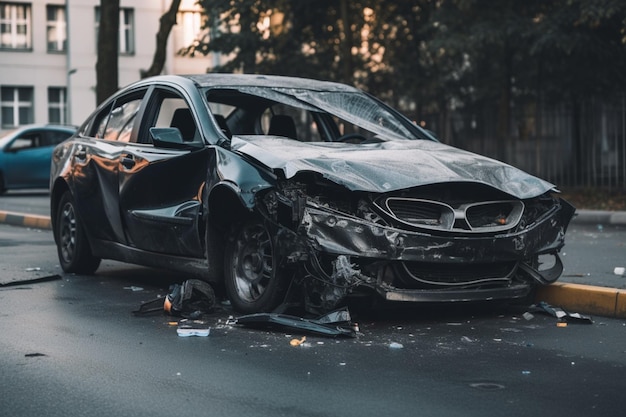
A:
67 88 148 245
117 85 209 257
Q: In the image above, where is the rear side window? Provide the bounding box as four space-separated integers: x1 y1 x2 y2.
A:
96 99 142 142
87 89 147 141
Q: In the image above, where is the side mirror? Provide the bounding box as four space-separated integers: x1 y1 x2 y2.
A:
150 127 202 149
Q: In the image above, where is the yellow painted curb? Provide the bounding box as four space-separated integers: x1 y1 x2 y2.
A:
536 282 626 319
0 211 51 230
617 292 626 318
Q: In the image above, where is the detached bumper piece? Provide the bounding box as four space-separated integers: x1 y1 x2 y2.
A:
236 307 357 337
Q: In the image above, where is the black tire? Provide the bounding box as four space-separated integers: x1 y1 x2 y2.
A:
55 191 101 274
205 220 224 283
224 220 289 313
0 173 6 195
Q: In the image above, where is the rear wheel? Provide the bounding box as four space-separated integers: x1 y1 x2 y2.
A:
0 173 6 195
55 191 101 274
224 220 289 313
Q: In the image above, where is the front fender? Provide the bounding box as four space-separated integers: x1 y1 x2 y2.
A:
208 146 277 210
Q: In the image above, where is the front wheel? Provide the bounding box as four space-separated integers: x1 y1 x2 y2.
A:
55 191 101 274
224 220 289 313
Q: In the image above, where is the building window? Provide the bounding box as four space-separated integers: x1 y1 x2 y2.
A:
0 2 32 50
46 5 66 52
175 10 209 51
48 87 67 124
95 7 135 55
119 8 134 54
1 86 34 128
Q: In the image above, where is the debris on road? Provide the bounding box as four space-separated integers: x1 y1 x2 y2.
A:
176 319 211 337
290 336 307 346
614 267 625 276
236 306 357 338
133 279 216 319
0 274 61 287
133 297 165 316
530 301 593 324
164 279 216 319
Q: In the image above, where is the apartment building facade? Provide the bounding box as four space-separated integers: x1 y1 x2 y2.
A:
0 0 214 132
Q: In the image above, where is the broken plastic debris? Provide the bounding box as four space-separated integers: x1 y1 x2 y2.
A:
556 322 568 328
177 328 210 337
25 267 41 272
530 301 593 324
614 267 625 276
164 279 216 319
236 306 357 338
389 342 404 349
522 312 534 321
290 336 307 347
177 319 210 337
0 274 62 288
133 297 166 315
24 353 47 357
124 286 143 292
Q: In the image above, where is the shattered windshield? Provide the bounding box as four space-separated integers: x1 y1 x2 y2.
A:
206 86 429 141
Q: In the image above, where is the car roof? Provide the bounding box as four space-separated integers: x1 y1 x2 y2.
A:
143 74 360 93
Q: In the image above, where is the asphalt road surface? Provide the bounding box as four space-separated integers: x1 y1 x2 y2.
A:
1 223 626 417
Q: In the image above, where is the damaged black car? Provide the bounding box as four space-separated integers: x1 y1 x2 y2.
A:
50 74 575 314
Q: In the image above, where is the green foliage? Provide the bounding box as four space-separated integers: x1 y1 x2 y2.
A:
185 0 626 120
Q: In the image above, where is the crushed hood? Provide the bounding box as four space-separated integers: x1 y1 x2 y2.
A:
230 136 555 199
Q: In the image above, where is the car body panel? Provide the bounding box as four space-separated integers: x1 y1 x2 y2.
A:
118 144 208 256
230 136 554 198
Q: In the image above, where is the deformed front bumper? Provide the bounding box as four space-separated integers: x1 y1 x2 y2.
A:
297 198 575 304
302 199 574 264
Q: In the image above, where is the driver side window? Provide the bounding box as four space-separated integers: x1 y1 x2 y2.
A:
135 89 199 145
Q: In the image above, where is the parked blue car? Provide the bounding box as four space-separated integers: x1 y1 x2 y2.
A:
0 124 76 194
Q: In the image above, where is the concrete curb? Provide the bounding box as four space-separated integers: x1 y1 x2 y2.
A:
0 211 51 230
2 208 626 319
536 283 626 319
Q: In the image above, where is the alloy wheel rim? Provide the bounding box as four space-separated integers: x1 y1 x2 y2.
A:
59 202 77 263
233 224 274 303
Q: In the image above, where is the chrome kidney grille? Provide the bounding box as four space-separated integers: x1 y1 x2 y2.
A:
377 197 524 233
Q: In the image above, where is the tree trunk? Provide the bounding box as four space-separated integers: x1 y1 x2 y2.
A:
141 0 182 78
96 0 120 105
339 0 354 84
496 44 512 162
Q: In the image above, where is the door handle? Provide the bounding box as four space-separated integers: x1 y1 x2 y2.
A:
74 146 87 161
121 153 136 170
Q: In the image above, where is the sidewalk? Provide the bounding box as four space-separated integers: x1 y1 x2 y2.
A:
2 207 626 319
